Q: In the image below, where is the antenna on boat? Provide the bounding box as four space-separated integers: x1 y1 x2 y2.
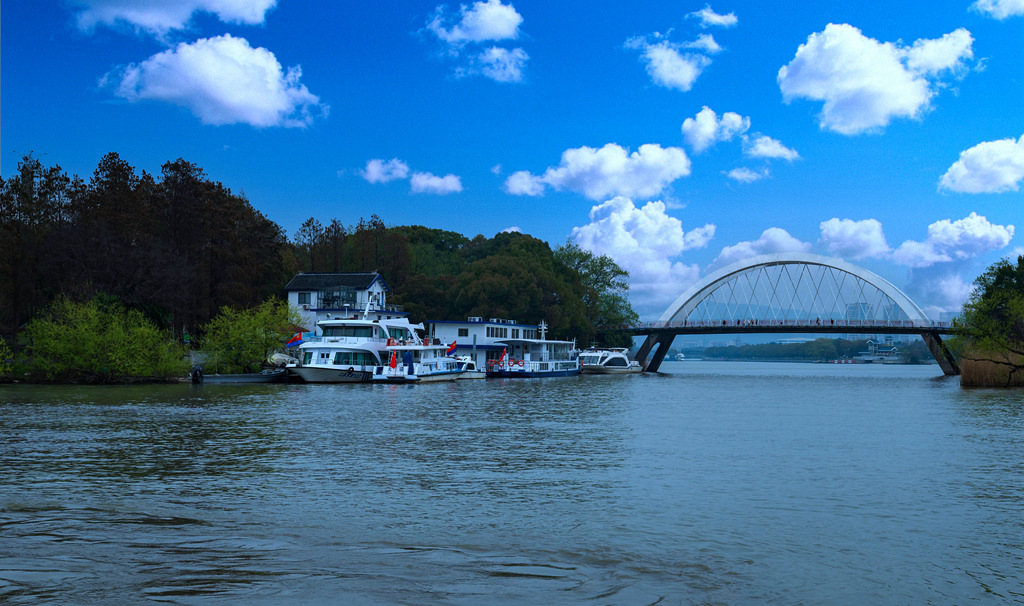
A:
538 320 547 341
362 294 373 320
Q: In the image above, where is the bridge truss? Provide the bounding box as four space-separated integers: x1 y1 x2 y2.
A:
628 253 959 375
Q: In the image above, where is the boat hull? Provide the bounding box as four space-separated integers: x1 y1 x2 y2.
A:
287 365 373 383
487 369 581 378
581 365 641 374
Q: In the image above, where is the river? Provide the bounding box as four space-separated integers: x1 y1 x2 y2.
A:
2 361 1022 604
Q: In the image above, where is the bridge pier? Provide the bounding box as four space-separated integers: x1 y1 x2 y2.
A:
636 334 673 372
922 331 960 376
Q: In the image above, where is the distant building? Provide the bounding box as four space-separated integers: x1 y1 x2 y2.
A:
284 272 406 333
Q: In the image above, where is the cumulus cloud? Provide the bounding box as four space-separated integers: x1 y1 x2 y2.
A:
778 23 974 134
73 0 276 38
743 135 799 161
467 46 528 83
626 36 711 92
427 0 527 83
687 5 738 28
892 212 1014 268
504 143 691 200
427 0 522 44
904 270 975 320
971 0 1024 19
819 218 890 259
726 167 769 183
681 106 750 153
710 228 812 270
411 172 463 194
570 196 714 315
361 158 410 183
104 35 327 128
939 135 1024 193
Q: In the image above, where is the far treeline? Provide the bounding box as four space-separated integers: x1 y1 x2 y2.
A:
0 153 637 368
702 338 932 364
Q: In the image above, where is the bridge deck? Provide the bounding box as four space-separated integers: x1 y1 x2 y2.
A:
612 321 951 337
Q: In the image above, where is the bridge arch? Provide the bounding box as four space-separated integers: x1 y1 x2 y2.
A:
659 252 929 325
631 253 959 375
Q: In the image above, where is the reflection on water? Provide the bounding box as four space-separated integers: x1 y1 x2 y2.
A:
2 364 1023 604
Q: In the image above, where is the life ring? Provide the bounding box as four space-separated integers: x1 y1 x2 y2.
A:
488 359 496 367
517 359 524 367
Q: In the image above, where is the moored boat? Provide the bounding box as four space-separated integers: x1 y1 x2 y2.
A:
579 348 641 374
373 339 464 382
487 324 580 378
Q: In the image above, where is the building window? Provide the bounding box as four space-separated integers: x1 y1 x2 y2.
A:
298 292 311 305
458 328 469 337
512 329 519 338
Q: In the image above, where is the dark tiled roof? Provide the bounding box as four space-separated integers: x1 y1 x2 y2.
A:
284 272 389 292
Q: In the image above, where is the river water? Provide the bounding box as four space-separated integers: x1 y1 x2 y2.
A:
2 361 1022 604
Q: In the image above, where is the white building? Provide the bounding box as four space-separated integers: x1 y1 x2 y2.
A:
429 317 542 368
284 272 406 334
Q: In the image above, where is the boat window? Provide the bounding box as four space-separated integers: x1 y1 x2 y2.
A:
606 357 627 367
302 352 313 365
323 325 375 338
389 327 412 341
332 351 377 366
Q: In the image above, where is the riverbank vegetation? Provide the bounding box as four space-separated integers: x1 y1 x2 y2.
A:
1 153 636 381
951 255 1024 387
703 337 933 364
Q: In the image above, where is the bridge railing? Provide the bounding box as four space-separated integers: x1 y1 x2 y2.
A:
611 319 953 331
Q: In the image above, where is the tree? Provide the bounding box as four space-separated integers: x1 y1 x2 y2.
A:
23 296 188 383
199 299 300 374
554 241 639 347
951 255 1024 386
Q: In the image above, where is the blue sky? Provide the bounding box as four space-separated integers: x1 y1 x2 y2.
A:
4 0 1023 319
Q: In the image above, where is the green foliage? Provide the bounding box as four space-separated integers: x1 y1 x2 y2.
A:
554 240 638 347
0 336 13 376
200 298 300 374
704 338 869 361
950 255 1024 384
23 296 188 382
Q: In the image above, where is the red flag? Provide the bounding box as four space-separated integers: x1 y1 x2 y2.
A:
499 348 506 366
389 350 397 369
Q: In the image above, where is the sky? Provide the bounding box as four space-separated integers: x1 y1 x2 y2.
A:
3 0 1024 320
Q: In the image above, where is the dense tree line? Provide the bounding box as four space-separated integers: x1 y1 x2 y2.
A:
2 154 637 356
290 218 638 346
1 153 292 340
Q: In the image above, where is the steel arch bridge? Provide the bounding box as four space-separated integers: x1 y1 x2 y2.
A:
622 253 959 375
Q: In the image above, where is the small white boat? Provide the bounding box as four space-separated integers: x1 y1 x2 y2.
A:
675 353 685 361
579 348 641 374
455 355 487 379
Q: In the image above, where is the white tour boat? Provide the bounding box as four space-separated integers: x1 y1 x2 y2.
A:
579 348 642 374
487 321 580 378
454 355 487 379
373 339 464 383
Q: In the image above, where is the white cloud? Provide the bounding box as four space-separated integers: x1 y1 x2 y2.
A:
502 226 522 233
905 270 974 319
570 196 713 316
939 135 1024 193
726 167 769 183
687 33 723 54
681 106 750 153
105 35 327 128
778 24 974 134
893 212 1014 268
410 172 463 195
971 0 1024 19
362 158 410 183
743 134 799 161
710 228 812 270
818 218 890 259
687 5 738 28
73 0 276 38
627 37 710 92
426 0 527 83
473 46 528 82
505 143 691 200
427 0 522 45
